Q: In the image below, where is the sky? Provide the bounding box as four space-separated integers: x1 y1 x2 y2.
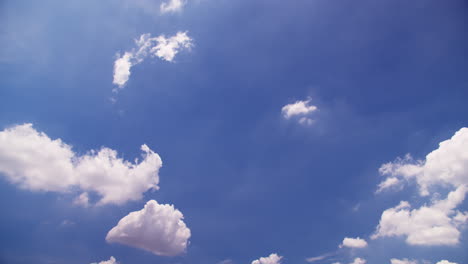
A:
0 0 468 264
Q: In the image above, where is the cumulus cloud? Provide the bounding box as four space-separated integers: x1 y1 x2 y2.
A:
91 256 118 264
340 237 368 248
377 128 468 195
113 32 193 90
349 258 366 264
252 253 282 264
106 200 191 256
373 128 468 246
436 261 458 264
372 185 467 246
0 124 162 206
281 98 317 125
160 0 185 13
390 258 417 264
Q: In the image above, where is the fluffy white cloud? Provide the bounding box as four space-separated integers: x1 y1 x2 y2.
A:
160 0 185 13
349 258 366 264
91 256 118 264
372 186 467 246
0 124 162 206
281 99 317 120
377 128 468 195
106 200 191 256
252 254 282 264
113 32 193 89
436 261 458 264
340 237 368 248
390 258 417 264
373 128 468 246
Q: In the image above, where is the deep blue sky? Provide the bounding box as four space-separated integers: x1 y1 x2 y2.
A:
1 0 468 263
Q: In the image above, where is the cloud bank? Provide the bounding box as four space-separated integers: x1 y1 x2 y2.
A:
113 32 193 89
106 200 191 256
0 124 162 206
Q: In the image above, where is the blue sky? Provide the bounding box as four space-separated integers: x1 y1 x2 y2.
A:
0 0 468 264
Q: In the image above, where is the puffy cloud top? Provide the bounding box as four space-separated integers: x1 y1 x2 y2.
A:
106 200 191 256
436 261 458 264
281 99 317 119
340 237 368 248
0 123 162 206
252 254 283 264
377 127 468 195
372 186 467 246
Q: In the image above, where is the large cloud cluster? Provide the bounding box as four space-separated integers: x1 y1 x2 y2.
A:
0 124 162 206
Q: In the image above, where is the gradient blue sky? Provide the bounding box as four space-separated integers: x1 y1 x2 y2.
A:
1 0 468 264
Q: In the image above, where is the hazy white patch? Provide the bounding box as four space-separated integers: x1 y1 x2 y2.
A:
160 0 185 13
340 237 368 248
306 252 335 262
106 200 191 256
349 258 366 264
91 256 118 264
436 261 458 264
252 253 282 264
390 258 418 264
376 177 402 193
0 124 162 206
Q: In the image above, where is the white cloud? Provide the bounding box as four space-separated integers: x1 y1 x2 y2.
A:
113 32 193 90
376 177 402 193
306 252 335 263
160 0 185 13
106 200 191 256
0 123 162 206
390 258 417 264
281 98 317 120
252 254 282 264
373 128 468 246
372 185 467 246
91 256 118 264
377 128 468 195
340 237 368 248
436 261 458 264
349 258 366 264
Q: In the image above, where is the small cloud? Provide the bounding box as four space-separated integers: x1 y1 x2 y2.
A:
106 200 191 256
112 32 193 93
218 259 234 264
160 0 185 13
339 237 368 249
90 256 118 264
375 177 402 194
251 254 282 264
73 192 89 208
436 261 458 264
390 258 418 264
281 98 317 120
306 252 334 263
349 258 366 264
